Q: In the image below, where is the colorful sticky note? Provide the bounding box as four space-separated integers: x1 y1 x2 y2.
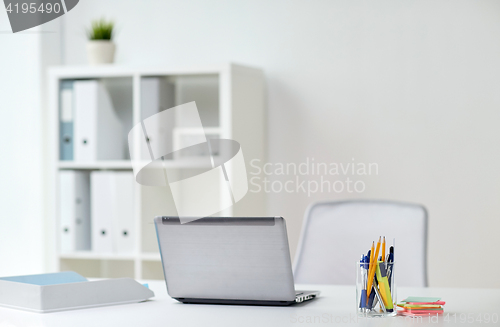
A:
402 297 441 303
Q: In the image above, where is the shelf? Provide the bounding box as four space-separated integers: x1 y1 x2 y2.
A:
59 252 137 261
58 252 162 261
140 253 162 261
48 64 230 79
162 158 215 169
58 161 132 170
58 158 215 170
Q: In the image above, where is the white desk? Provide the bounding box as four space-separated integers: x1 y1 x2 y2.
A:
1 281 499 327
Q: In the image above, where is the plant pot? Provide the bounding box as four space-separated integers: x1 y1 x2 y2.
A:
86 40 116 65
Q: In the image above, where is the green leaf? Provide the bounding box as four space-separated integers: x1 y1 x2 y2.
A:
87 18 114 40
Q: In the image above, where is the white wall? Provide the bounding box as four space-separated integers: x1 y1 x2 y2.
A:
59 0 500 287
0 13 59 276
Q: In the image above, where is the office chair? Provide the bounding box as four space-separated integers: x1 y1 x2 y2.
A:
292 200 428 287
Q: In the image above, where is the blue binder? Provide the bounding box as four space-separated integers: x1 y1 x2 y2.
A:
60 80 74 160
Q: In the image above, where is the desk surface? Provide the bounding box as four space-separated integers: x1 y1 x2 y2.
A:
1 281 499 327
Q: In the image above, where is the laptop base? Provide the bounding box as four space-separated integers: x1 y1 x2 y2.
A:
175 298 296 306
175 290 319 306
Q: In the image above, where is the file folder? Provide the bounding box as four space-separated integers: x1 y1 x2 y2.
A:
141 77 174 119
140 77 174 160
113 171 135 253
59 171 91 253
91 171 135 253
73 80 124 162
91 171 115 253
59 80 74 160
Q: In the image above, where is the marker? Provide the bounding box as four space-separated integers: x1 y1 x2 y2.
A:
376 261 394 312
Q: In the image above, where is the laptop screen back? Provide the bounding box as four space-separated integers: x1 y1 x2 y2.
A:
155 217 296 301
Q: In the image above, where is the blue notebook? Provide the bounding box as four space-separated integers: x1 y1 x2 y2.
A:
0 271 87 286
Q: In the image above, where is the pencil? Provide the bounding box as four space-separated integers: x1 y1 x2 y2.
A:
382 236 386 262
365 242 375 306
366 237 381 301
370 242 375 267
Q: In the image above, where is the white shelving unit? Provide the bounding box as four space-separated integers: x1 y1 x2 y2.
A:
47 63 266 280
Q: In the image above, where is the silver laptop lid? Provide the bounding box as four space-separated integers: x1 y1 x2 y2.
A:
154 216 296 302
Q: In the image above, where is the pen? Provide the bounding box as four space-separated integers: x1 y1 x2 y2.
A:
371 276 386 312
387 252 394 288
388 245 394 292
367 283 376 309
391 241 395 301
359 255 367 311
371 255 382 310
369 274 380 309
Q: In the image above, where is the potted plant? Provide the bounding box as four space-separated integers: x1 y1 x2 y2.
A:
86 18 115 65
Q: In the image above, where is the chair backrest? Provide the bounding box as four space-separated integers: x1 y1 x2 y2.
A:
293 200 428 287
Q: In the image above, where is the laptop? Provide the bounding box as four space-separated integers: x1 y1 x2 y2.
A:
154 216 319 305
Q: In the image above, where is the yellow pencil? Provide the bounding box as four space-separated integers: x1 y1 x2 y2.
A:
370 241 375 266
365 241 375 305
382 236 386 262
366 237 381 300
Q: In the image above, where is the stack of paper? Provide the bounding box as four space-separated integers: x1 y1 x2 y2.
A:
397 297 445 316
0 271 154 313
